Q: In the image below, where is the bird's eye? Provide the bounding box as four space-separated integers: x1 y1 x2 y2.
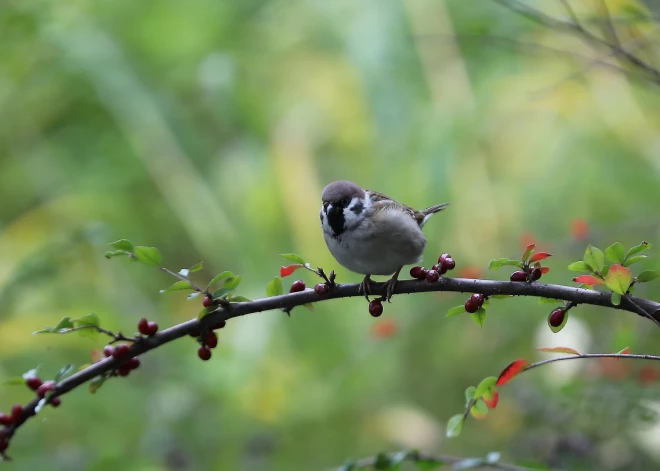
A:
341 198 350 206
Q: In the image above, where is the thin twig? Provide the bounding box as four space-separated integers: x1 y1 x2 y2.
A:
159 266 209 294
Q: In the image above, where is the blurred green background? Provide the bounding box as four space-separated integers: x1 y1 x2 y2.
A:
2 0 660 469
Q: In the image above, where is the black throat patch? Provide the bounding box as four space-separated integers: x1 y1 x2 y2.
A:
327 206 345 237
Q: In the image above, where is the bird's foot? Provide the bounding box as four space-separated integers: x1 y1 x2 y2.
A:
382 267 402 303
358 274 372 302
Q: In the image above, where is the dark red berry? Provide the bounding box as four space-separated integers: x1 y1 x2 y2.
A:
51 397 61 407
117 366 131 377
205 331 218 349
289 280 306 293
103 345 115 357
26 377 43 391
203 295 213 307
549 309 565 327
369 300 384 317
426 269 440 283
146 321 158 336
0 414 12 426
444 258 456 270
0 439 8 452
464 299 479 313
198 346 212 361
410 266 427 280
126 358 141 370
314 283 330 296
437 263 448 275
531 268 542 281
10 405 22 423
37 381 55 398
212 319 226 330
438 253 451 264
510 270 527 282
137 317 150 335
113 344 130 359
470 293 485 307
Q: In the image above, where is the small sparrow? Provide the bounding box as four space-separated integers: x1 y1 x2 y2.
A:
320 180 449 301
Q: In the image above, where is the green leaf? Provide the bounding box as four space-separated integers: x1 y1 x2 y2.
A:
446 305 466 318
637 270 660 282
611 292 621 306
625 241 651 260
446 414 465 437
74 313 100 328
624 255 648 267
605 242 625 264
584 245 605 272
605 264 632 295
108 239 134 252
55 316 74 330
280 253 307 265
160 280 193 294
465 386 477 405
538 297 561 305
212 287 233 299
134 246 162 267
197 307 212 321
188 260 204 273
266 277 284 297
230 295 252 303
488 258 523 270
469 399 489 419
89 374 108 394
474 376 497 399
207 271 233 289
567 261 592 272
374 453 392 470
5 377 26 385
104 250 129 259
470 307 486 327
188 292 201 300
223 275 242 290
54 364 74 383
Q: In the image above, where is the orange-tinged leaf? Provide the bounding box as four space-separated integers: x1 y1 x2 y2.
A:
522 242 536 262
537 346 580 355
573 275 604 285
605 264 632 295
602 347 631 361
483 391 499 409
529 252 552 262
496 359 530 386
540 267 550 274
280 264 304 277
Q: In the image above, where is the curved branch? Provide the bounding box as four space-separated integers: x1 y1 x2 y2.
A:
3 276 660 453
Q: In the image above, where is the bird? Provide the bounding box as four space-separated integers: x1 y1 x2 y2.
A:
319 180 449 302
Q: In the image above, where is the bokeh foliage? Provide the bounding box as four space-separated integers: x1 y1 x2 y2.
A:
1 0 660 469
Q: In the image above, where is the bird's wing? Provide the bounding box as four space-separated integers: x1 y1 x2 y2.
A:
367 190 425 225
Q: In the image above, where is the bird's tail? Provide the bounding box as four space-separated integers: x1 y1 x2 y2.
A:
419 203 449 228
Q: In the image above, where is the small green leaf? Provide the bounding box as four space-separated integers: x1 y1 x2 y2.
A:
538 297 561 305
446 305 466 318
207 271 233 289
160 280 193 293
605 264 632 295
474 376 497 399
470 307 486 327
188 260 204 273
108 239 134 252
33 327 54 334
89 374 108 394
230 295 252 303
188 292 201 300
624 255 648 267
446 414 465 437
5 377 26 385
469 399 489 419
55 317 74 330
74 313 100 328
567 261 592 272
637 270 660 282
605 242 625 264
625 241 651 260
611 292 621 306
212 287 233 299
488 258 523 270
266 276 284 297
223 275 242 290
584 245 605 272
134 246 162 267
104 250 129 259
197 307 212 321
54 364 74 383
465 386 477 405
280 253 307 265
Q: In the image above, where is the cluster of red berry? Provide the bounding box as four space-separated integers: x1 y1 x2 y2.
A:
102 344 141 376
194 301 227 361
464 293 485 313
289 280 330 296
410 253 456 283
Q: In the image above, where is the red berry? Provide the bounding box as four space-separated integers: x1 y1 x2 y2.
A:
289 280 306 293
113 344 130 359
37 381 55 398
464 299 479 313
198 346 212 361
205 331 218 349
51 397 61 408
137 317 150 335
212 319 226 330
444 258 456 270
531 267 542 281
510 270 527 282
10 405 22 423
314 283 330 296
470 293 485 307
426 269 440 283
146 321 158 336
126 358 141 370
549 308 565 327
438 253 451 264
26 377 43 391
203 296 213 307
410 266 427 280
0 414 12 426
368 300 384 317
437 263 448 275
117 366 131 377
103 345 115 357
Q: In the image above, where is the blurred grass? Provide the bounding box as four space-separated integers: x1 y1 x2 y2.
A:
2 0 660 469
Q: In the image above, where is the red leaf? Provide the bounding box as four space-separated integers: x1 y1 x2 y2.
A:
529 252 552 262
537 346 580 355
483 391 499 409
603 347 631 361
496 359 530 386
525 243 536 251
573 275 604 285
540 267 550 274
280 264 304 277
